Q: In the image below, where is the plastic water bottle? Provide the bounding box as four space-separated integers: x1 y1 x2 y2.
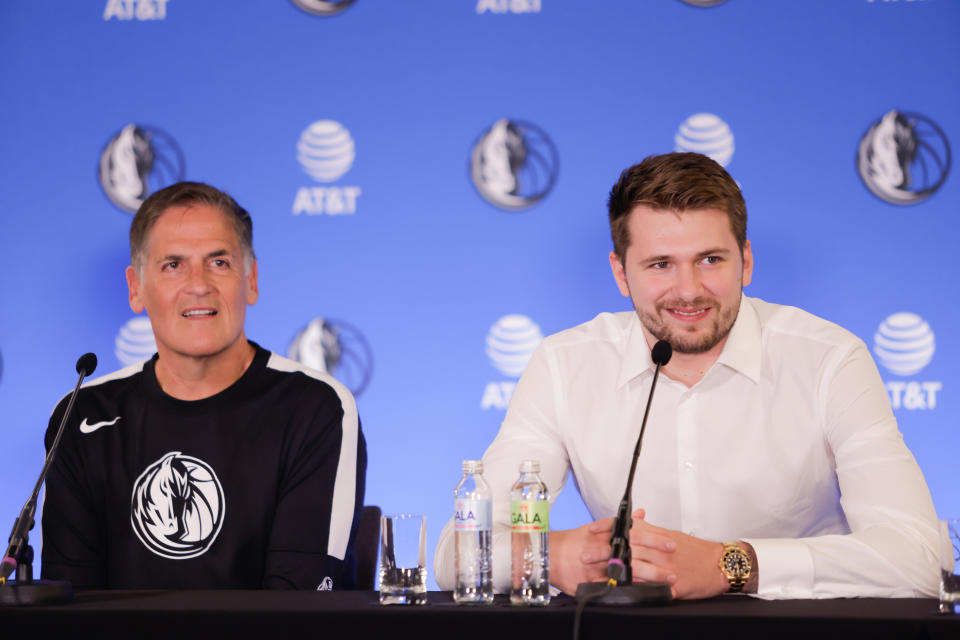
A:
453 460 494 604
510 459 550 605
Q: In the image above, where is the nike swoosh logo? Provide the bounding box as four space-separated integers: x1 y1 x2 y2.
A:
79 417 121 434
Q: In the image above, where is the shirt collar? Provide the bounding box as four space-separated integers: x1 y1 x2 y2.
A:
716 294 762 383
616 314 656 390
615 293 762 389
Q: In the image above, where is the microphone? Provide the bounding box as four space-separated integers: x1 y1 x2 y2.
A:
76 352 97 377
575 340 673 606
0 353 96 605
651 340 672 367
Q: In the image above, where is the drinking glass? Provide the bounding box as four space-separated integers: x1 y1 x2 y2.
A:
379 514 427 605
939 519 960 614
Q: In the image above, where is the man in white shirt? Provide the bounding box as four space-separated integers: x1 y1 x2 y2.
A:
434 152 939 599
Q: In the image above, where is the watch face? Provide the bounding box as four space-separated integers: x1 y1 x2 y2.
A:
723 550 750 577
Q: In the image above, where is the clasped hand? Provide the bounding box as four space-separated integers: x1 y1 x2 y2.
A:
549 509 728 599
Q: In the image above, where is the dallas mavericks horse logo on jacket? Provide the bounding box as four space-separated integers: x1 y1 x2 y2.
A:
131 452 225 559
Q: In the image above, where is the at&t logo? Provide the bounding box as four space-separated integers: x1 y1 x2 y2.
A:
857 110 950 205
481 315 543 410
470 119 558 211
873 312 941 410
674 113 735 167
292 120 362 215
116 316 157 366
476 0 541 14
104 0 168 20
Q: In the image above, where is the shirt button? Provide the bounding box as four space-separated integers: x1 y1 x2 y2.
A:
683 461 694 470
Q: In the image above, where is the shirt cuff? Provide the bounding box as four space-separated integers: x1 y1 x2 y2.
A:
742 537 815 599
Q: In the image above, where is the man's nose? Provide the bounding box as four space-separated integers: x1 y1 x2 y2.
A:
184 265 212 295
674 264 703 299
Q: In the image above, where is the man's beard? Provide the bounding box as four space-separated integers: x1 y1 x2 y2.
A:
636 296 741 355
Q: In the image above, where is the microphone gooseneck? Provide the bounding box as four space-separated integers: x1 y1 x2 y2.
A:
1 352 97 603
575 341 673 607
606 340 672 583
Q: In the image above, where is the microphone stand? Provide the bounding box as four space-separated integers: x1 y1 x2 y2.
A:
0 353 97 606
575 341 672 606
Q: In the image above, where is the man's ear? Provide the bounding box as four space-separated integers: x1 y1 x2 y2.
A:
126 266 145 314
609 251 631 298
245 259 259 305
741 239 753 287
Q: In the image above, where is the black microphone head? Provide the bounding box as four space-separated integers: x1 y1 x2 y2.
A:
76 352 98 376
651 340 672 366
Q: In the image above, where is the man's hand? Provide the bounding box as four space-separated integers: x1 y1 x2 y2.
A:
548 509 678 595
550 510 757 599
628 515 739 600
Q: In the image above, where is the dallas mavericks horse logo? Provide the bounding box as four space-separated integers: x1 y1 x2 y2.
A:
99 123 186 213
470 118 559 210
290 0 356 16
288 317 374 397
857 110 950 205
131 452 225 559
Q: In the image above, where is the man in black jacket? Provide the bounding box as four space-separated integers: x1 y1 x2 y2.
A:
41 181 367 590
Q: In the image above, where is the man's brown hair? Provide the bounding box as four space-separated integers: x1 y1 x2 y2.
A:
130 181 254 274
607 152 747 263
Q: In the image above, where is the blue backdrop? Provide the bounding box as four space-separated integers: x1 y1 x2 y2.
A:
1 0 957 589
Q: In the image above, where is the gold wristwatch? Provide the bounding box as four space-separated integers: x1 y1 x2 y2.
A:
719 542 752 593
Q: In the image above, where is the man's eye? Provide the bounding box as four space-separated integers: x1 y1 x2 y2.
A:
703 256 721 265
651 261 669 269
162 261 179 271
212 259 229 268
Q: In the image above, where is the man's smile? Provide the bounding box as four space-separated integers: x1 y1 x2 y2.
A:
663 306 712 322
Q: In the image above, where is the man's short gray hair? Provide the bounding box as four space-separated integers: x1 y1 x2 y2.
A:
130 181 255 275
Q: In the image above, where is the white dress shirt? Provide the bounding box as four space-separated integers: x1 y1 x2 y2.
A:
435 295 940 598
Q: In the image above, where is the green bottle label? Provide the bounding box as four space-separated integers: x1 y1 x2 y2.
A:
511 499 549 533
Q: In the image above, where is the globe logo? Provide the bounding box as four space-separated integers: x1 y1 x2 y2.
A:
115 316 157 366
486 315 543 378
297 120 356 182
288 317 374 396
470 119 559 211
674 113 735 167
290 0 356 16
98 123 186 213
857 110 951 205
873 312 935 377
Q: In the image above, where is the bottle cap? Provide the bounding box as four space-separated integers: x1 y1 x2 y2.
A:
462 460 483 474
519 459 540 473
